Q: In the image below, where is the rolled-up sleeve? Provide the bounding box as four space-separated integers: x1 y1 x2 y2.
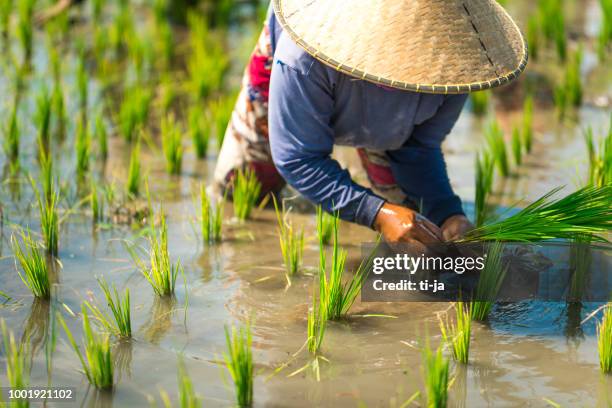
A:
268 61 385 227
386 94 468 226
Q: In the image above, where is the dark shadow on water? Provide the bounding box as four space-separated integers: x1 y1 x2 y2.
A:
21 298 50 355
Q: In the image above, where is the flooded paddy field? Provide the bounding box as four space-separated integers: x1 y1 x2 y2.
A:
0 0 611 407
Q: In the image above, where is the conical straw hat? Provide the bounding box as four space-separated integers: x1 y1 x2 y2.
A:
272 0 528 94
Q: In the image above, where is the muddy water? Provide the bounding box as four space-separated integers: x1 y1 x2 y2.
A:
1 0 612 407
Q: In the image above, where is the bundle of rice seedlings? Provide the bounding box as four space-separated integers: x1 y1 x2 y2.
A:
177 358 202 408
565 47 583 107
118 85 152 142
161 114 184 175
34 85 52 153
527 15 539 60
200 184 223 244
51 84 66 138
209 94 235 146
475 151 494 227
85 277 131 338
485 120 509 177
1 319 31 407
584 123 611 187
316 206 336 245
469 90 489 116
439 302 472 364
598 0 612 60
511 127 522 166
0 0 11 36
158 75 177 114
95 113 108 160
3 106 20 165
223 323 253 407
76 51 88 112
189 106 210 159
75 118 91 177
154 20 174 69
522 96 534 153
470 242 507 321
92 0 104 23
597 304 612 373
232 168 261 221
141 213 180 297
91 182 104 223
17 0 34 63
538 0 566 60
422 340 449 408
33 180 59 256
273 197 304 285
464 185 612 243
126 141 141 198
12 230 51 300
568 236 592 302
59 306 113 389
307 297 327 356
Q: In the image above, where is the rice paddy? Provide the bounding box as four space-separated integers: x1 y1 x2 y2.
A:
0 0 610 406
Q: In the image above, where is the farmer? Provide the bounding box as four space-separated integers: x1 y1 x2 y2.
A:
214 0 527 245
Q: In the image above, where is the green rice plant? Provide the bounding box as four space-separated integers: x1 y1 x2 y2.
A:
3 106 20 164
584 124 611 187
469 90 489 116
109 2 133 54
189 106 210 159
565 46 583 107
161 114 184 175
475 151 494 227
17 0 34 63
0 0 11 37
59 305 113 389
51 84 66 138
118 85 152 142
439 302 472 364
554 82 567 120
95 112 108 160
85 277 131 338
11 230 51 300
200 184 223 244
317 206 336 245
273 197 304 284
598 0 612 60
485 120 509 177
527 15 539 60
91 182 104 223
202 0 235 27
421 340 449 408
34 86 52 153
307 296 327 356
470 242 507 321
153 0 168 25
597 304 612 373
92 0 104 23
538 0 566 60
176 358 202 408
154 20 174 70
511 126 522 166
210 94 235 146
39 150 54 206
141 213 180 297
1 320 31 408
126 141 141 198
522 96 534 153
75 118 91 177
223 323 253 407
464 185 612 243
33 180 59 256
232 168 261 221
76 52 88 112
158 75 177 114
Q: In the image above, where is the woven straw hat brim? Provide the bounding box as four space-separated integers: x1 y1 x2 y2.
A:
273 0 528 94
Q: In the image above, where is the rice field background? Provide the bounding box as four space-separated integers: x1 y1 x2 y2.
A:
0 0 611 406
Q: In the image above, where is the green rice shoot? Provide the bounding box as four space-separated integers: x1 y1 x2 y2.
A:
176 358 202 408
209 94 235 147
469 90 489 115
307 295 327 356
33 180 59 256
58 305 113 389
273 197 304 285
511 126 522 166
471 242 507 321
118 85 152 142
597 304 612 373
95 112 108 160
464 185 612 243
91 182 104 223
223 323 253 408
439 301 472 364
17 0 34 63
189 106 210 159
485 120 509 177
4 106 20 165
127 141 141 198
422 340 449 408
1 319 31 408
584 124 611 187
522 96 534 153
85 277 131 338
475 151 494 227
316 206 336 245
141 212 180 297
12 229 51 300
75 118 91 177
232 168 261 221
161 113 184 175
34 85 52 153
200 184 223 244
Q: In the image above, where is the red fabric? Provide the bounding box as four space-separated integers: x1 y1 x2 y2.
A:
357 148 397 186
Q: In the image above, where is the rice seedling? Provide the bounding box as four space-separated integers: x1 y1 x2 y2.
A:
1 320 31 408
200 184 223 244
210 94 236 146
11 229 51 300
85 277 131 338
58 305 113 389
202 0 235 27
51 83 66 138
565 46 583 107
421 340 449 408
141 213 180 297
75 118 91 177
522 96 534 153
597 304 612 373
118 85 152 142
568 236 592 302
511 126 522 166
223 323 253 407
0 0 11 37
39 149 54 205
485 120 509 177
92 0 104 23
469 90 489 116
307 297 327 356
161 114 184 175
474 151 494 227
317 206 336 245
538 0 566 60
232 168 261 221
584 124 611 187
598 0 612 60
91 182 104 223
464 185 612 243
76 51 88 112
158 75 177 114
35 85 53 153
154 20 174 70
95 112 108 160
554 82 567 120
153 0 168 25
17 0 34 64
470 242 507 321
189 106 210 159
3 105 19 163
33 180 59 256
127 141 141 198
439 301 472 364
273 197 304 284
527 15 539 60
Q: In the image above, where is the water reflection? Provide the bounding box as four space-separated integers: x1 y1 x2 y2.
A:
140 296 176 344
113 339 133 382
81 388 114 408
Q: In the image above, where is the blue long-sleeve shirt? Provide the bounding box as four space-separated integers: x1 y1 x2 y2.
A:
267 11 468 228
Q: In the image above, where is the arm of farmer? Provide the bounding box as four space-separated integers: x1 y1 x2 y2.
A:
385 94 474 242
268 60 442 245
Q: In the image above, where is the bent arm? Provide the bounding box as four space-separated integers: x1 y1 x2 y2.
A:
268 61 385 227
